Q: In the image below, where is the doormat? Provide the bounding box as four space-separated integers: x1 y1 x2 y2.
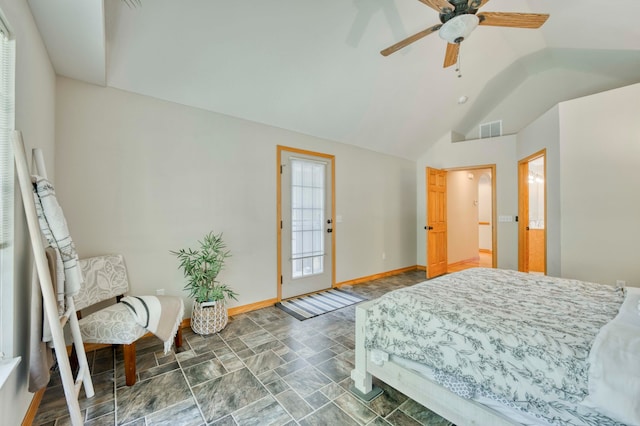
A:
275 288 366 321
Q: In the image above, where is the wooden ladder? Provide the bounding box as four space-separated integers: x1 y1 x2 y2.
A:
13 131 93 426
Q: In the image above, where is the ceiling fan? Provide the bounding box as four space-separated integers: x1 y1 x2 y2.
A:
381 0 549 68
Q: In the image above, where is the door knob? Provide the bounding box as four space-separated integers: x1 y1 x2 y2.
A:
427 226 433 230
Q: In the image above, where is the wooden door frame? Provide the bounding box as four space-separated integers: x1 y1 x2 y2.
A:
426 167 448 278
276 145 336 302
425 164 497 274
518 149 546 274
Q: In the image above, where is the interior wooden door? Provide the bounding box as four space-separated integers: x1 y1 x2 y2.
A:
518 150 546 274
427 167 447 278
518 160 530 272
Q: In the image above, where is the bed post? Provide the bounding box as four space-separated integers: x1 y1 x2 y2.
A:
350 301 383 402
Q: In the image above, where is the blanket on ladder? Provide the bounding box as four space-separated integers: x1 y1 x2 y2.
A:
32 175 83 314
121 295 184 354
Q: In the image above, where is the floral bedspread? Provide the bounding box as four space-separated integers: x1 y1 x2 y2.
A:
364 268 625 425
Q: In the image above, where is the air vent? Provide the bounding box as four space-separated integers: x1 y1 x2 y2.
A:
479 120 502 139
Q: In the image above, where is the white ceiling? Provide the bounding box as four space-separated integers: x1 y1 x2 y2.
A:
28 0 640 159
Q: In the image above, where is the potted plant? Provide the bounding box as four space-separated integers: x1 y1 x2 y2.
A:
171 231 238 334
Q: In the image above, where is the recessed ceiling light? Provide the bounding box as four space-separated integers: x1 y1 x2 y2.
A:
457 95 468 105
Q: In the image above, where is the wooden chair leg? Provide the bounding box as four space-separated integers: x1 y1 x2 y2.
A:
174 326 183 349
123 343 136 386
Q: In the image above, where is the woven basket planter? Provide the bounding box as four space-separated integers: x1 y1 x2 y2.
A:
191 300 228 335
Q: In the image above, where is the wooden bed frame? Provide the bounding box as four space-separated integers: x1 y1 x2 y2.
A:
350 299 519 426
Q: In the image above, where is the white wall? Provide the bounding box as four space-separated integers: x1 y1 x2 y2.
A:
55 77 416 314
517 105 561 277
558 83 640 286
447 170 479 263
478 173 492 250
417 135 518 270
0 0 56 423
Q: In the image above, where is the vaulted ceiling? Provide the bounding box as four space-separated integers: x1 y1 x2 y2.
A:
28 0 640 159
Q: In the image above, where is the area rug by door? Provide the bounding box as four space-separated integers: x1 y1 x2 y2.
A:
275 288 366 321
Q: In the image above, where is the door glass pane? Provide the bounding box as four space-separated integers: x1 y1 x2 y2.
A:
291 158 325 278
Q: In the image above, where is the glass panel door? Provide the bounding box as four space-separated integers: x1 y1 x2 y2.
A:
280 150 333 299
291 158 325 278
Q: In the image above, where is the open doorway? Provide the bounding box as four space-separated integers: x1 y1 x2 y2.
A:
425 165 496 278
518 150 546 274
446 168 494 273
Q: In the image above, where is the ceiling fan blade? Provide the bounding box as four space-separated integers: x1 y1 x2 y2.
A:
417 0 455 14
467 0 490 10
443 43 459 68
477 12 549 29
380 24 442 56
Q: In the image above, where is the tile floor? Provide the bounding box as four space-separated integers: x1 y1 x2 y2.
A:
33 270 456 426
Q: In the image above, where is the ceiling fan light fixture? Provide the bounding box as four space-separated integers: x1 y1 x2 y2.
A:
438 14 480 44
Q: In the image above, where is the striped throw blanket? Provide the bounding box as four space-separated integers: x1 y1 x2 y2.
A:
121 295 184 354
32 175 83 314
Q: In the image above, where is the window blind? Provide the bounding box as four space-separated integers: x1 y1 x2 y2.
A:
0 15 15 357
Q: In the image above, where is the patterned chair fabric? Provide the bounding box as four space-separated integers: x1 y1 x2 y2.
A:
78 303 146 344
73 254 183 386
75 254 129 311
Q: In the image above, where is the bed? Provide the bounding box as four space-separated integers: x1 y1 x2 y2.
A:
351 268 640 426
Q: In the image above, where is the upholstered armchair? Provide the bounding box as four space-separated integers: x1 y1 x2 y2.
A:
75 254 183 386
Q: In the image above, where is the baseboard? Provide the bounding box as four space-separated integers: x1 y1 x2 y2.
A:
479 249 493 254
334 265 419 287
22 387 46 426
447 256 480 268
228 298 279 316
416 265 426 271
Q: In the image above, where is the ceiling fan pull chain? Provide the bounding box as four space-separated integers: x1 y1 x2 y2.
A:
456 46 462 78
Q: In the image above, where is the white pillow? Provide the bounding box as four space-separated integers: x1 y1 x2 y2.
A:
582 287 640 425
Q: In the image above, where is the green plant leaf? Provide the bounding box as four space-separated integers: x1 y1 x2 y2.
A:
170 231 238 303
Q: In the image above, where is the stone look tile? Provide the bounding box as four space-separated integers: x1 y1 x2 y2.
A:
144 398 204 426
240 330 278 349
281 366 332 397
315 356 355 383
210 415 237 426
155 351 176 366
235 348 256 360
265 378 290 395
218 317 262 340
299 402 360 426
244 350 285 375
398 399 453 426
86 400 115 421
368 417 392 426
138 361 180 382
179 351 217 369
85 413 117 426
333 393 377 425
33 271 454 426
226 338 250 353
304 391 330 409
367 380 409 418
385 409 422 426
275 389 313 420
305 349 336 365
233 395 292 425
275 357 310 377
184 358 227 386
116 370 192 425
320 382 345 400
192 368 268 423
257 369 280 384
219 355 245 372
